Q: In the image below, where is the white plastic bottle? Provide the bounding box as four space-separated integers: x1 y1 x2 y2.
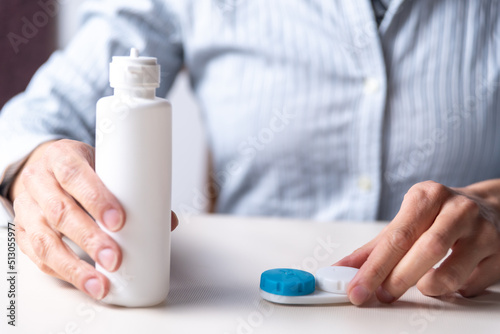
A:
95 48 172 307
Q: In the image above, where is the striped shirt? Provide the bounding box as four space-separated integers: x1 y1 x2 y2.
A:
0 0 499 225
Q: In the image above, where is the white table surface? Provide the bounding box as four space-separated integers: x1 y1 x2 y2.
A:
2 214 500 334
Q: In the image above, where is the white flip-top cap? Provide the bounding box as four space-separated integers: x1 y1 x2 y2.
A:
315 266 358 294
109 48 160 89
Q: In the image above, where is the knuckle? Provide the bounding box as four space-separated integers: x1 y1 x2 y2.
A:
49 139 70 152
13 223 25 241
13 193 29 214
422 231 451 259
368 265 390 283
416 276 435 296
390 272 412 291
424 181 448 197
49 139 93 165
60 260 81 283
388 227 415 254
14 221 25 235
44 140 67 159
21 164 38 182
45 197 71 230
404 185 425 203
76 143 95 165
79 229 100 253
474 220 498 251
15 231 27 251
406 181 448 205
81 187 102 207
33 257 54 275
453 195 480 216
53 155 81 185
438 267 462 293
31 231 53 262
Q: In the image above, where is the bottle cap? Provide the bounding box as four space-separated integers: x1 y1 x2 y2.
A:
109 48 161 89
260 269 315 296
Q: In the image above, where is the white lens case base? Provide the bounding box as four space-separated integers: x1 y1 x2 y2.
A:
260 288 351 305
259 266 358 305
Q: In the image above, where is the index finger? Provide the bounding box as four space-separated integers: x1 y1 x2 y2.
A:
46 141 125 231
347 182 448 305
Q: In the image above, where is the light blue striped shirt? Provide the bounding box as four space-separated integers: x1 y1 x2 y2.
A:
0 0 499 224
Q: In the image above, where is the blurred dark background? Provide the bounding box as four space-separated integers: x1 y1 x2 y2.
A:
0 0 57 109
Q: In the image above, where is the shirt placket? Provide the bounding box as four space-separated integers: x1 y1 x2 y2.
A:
343 0 388 220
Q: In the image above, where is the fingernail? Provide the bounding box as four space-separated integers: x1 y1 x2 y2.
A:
103 209 122 230
85 278 104 300
376 286 395 303
171 211 179 230
350 285 371 305
98 248 118 271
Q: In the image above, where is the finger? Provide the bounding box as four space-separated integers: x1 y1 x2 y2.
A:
415 241 484 297
43 140 125 231
458 254 500 297
14 211 62 280
333 238 378 268
334 225 390 267
23 165 122 272
15 193 109 300
347 181 449 305
380 197 477 302
171 211 179 231
417 217 500 297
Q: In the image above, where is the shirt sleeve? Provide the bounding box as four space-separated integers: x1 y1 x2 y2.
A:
0 0 184 226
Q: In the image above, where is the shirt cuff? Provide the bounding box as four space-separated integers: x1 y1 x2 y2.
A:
0 137 61 227
0 157 29 227
0 157 29 198
0 196 14 227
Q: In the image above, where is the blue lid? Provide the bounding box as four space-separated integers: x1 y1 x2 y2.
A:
260 269 315 296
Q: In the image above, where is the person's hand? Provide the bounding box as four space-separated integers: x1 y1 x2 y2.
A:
10 139 179 300
335 180 500 305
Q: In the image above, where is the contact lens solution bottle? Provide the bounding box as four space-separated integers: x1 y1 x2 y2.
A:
95 48 172 307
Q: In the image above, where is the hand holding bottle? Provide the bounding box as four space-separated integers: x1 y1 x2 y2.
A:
10 139 178 300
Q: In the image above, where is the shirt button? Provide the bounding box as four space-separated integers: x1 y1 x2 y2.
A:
358 176 372 191
364 77 380 94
